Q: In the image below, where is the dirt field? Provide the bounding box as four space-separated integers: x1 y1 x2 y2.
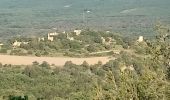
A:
0 54 113 66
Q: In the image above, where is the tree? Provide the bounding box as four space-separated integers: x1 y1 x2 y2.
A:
23 66 34 77
94 36 102 44
81 61 89 69
69 41 82 49
102 71 118 100
32 61 39 66
40 61 50 69
87 44 98 52
137 69 166 100
146 24 170 72
0 62 2 68
35 52 41 57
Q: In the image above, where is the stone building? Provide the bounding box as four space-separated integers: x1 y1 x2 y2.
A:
74 30 82 36
66 33 74 41
47 32 60 41
13 40 28 47
137 36 144 42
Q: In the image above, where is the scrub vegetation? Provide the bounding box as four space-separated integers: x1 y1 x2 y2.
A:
0 25 169 100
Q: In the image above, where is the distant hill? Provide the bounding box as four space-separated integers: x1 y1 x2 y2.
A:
0 0 170 39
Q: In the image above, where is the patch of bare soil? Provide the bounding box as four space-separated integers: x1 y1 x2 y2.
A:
0 55 113 66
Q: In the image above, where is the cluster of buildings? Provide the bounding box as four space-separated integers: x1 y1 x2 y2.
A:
12 30 82 47
47 32 60 41
46 29 82 42
12 40 29 48
10 28 144 49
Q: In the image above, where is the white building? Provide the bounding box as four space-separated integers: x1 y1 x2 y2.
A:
38 37 45 42
137 36 144 42
13 40 28 47
48 32 59 41
67 33 74 41
0 43 3 46
106 31 110 33
101 37 106 44
74 30 82 35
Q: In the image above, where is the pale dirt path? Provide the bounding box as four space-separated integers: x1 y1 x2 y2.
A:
89 50 113 54
0 55 113 66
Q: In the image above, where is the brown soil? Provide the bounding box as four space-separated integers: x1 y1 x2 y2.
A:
0 54 113 66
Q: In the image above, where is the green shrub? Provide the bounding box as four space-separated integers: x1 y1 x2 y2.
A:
35 52 41 57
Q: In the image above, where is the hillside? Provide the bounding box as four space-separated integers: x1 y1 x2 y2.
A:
0 24 169 99
0 0 170 99
0 0 170 39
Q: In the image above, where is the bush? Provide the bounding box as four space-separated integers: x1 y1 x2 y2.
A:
81 61 89 69
0 48 7 53
0 62 2 68
87 45 98 52
32 61 39 66
40 61 50 69
69 41 82 49
94 36 102 43
43 51 49 55
35 52 41 57
27 50 33 55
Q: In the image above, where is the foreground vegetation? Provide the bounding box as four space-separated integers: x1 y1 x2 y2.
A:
0 24 170 100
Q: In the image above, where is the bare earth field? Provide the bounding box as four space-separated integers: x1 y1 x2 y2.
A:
0 55 113 67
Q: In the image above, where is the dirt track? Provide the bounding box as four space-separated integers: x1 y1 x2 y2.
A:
0 55 113 66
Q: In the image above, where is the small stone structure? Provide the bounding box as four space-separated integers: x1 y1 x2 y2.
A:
101 37 106 44
74 30 82 36
137 36 144 42
13 40 28 47
67 33 74 41
38 37 45 42
48 32 59 41
0 43 3 46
